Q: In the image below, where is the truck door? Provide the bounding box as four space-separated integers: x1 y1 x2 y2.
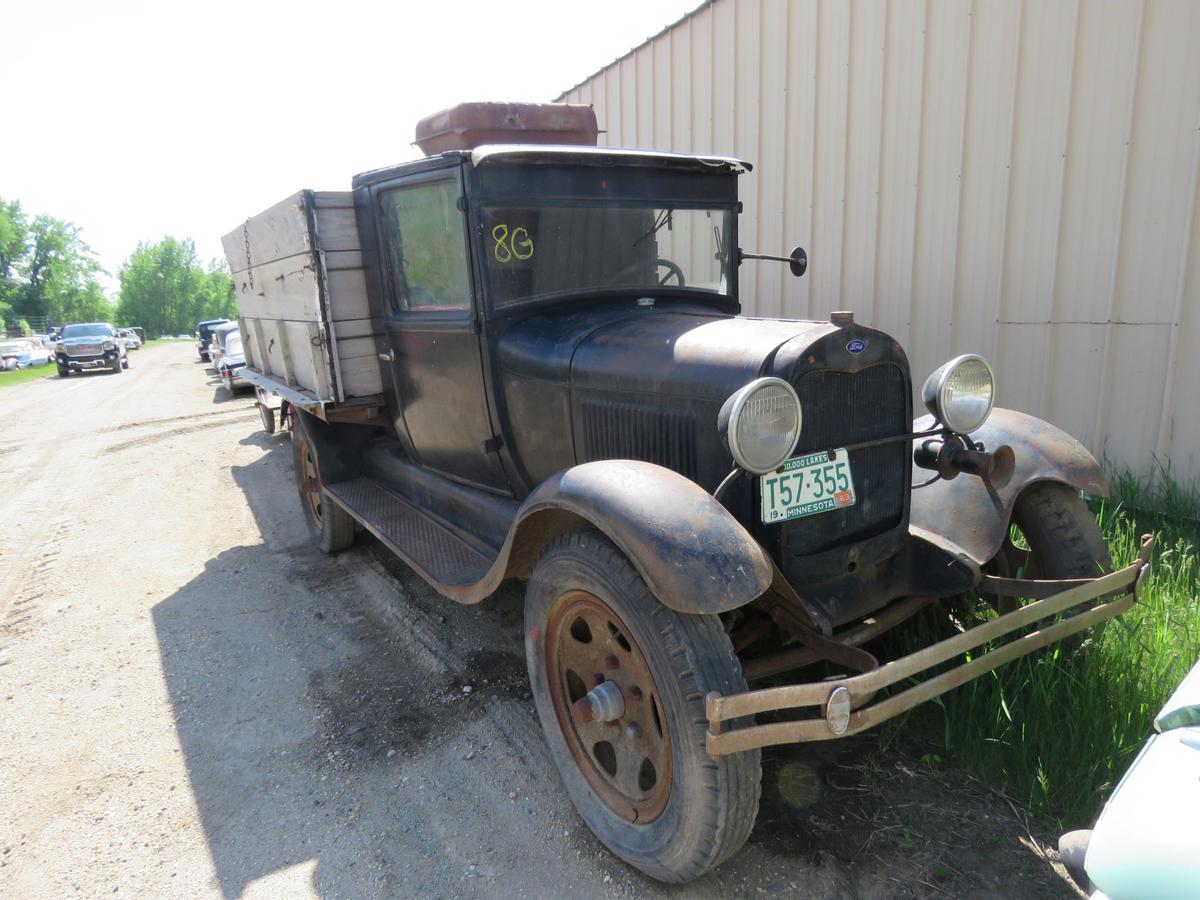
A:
374 171 510 493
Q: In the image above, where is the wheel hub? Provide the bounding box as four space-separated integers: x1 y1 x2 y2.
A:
574 679 626 723
544 590 672 823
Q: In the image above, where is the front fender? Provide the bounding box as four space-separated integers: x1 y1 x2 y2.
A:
506 460 774 615
910 408 1108 566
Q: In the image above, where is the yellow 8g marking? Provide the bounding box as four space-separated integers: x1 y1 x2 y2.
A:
492 224 512 263
511 227 534 260
492 223 534 263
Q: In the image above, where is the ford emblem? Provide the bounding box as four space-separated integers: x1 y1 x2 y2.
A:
847 339 866 354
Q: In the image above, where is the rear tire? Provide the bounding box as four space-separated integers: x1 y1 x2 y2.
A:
525 528 761 883
291 414 355 554
259 403 277 435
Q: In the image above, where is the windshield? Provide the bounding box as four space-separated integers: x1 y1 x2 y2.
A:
225 334 243 355
61 323 113 338
480 204 733 307
1 341 31 353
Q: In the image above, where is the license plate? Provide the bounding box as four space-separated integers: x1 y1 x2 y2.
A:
760 449 857 524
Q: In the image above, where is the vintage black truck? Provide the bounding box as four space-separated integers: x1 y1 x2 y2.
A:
222 102 1151 882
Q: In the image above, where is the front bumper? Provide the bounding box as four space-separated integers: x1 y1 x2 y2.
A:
59 352 120 370
706 535 1154 755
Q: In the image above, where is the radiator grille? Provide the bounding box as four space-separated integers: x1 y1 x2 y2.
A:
783 364 909 556
579 397 698 478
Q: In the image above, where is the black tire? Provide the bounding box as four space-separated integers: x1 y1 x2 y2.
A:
57 365 69 378
524 528 761 883
1011 482 1110 579
110 355 122 374
259 403 277 435
291 417 355 554
122 355 130 369
983 482 1110 637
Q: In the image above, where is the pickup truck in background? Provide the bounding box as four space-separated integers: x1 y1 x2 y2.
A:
221 101 1151 883
54 322 129 376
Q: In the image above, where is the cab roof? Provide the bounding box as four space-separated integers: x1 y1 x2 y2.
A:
352 144 749 189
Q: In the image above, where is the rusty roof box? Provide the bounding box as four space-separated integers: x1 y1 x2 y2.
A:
414 102 599 155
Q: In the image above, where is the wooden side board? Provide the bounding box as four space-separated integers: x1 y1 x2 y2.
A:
221 190 359 274
224 188 380 401
239 316 332 399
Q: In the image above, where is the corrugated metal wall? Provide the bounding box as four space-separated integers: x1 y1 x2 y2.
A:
559 0 1200 483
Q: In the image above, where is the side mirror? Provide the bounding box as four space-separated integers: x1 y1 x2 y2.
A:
789 246 808 278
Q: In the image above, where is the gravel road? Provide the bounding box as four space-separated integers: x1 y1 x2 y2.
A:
0 343 1079 898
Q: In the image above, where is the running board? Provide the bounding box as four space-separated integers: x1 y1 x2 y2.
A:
323 477 493 589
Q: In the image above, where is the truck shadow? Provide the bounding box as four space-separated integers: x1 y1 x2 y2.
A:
152 439 548 897
151 436 1069 898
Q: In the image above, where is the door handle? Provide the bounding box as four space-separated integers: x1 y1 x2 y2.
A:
378 349 395 362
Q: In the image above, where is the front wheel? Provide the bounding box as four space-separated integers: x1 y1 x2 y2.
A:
524 529 761 883
57 365 69 378
983 482 1110 627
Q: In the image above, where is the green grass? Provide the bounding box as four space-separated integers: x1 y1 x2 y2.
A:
0 362 60 388
881 470 1200 827
141 337 193 348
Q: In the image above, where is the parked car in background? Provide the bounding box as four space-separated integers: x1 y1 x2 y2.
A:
216 330 250 394
195 318 230 361
207 321 240 372
130 327 146 344
54 323 129 375
1 339 54 370
1059 657 1200 899
117 328 142 351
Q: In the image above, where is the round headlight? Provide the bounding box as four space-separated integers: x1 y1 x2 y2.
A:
719 377 803 475
922 354 995 433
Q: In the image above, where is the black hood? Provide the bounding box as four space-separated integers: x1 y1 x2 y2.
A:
495 302 851 491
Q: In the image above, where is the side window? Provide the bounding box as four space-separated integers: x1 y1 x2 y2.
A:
379 179 471 314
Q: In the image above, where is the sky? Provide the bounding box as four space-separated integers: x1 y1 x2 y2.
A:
0 0 701 293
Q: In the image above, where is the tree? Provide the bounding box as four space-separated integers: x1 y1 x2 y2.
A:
0 199 28 321
116 238 235 336
0 198 114 330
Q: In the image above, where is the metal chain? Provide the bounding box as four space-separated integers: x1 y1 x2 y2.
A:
243 220 254 290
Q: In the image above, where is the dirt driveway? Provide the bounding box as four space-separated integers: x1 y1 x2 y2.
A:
0 343 1079 898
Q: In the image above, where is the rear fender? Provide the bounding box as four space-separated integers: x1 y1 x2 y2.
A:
502 460 774 615
909 408 1107 566
291 409 377 483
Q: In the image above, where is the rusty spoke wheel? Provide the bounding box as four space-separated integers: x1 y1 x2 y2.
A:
546 591 671 823
524 528 761 883
291 410 355 554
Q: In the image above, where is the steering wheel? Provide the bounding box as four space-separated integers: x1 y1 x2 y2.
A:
612 257 686 287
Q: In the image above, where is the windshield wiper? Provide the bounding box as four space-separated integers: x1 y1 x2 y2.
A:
633 209 672 248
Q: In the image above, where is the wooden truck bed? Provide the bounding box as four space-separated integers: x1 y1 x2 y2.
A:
220 191 383 406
